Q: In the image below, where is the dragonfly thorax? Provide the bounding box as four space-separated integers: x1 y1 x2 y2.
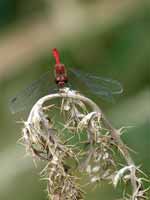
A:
55 64 65 74
54 64 68 87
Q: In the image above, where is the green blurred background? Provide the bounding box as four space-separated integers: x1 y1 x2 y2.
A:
0 0 149 199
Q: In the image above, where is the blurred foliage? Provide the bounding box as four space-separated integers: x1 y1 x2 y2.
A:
0 1 149 200
0 0 16 27
0 0 48 29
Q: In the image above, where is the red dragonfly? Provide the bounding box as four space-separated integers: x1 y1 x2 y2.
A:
9 48 123 114
53 48 68 87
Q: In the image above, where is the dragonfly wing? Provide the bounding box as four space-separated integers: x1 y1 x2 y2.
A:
84 81 115 102
87 74 123 95
9 72 56 114
69 68 123 101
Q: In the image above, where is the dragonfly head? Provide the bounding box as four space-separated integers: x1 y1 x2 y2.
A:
58 81 65 88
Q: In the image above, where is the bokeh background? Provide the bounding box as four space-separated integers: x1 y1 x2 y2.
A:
0 0 149 200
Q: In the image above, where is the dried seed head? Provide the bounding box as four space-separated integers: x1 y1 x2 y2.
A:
21 88 149 200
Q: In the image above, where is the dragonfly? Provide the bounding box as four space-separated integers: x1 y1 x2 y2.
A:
9 48 123 114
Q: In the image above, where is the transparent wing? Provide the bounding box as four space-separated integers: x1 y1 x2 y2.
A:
9 72 56 114
69 68 123 101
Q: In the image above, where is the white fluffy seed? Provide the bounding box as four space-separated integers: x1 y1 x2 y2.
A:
86 165 91 173
91 176 100 183
92 166 100 173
